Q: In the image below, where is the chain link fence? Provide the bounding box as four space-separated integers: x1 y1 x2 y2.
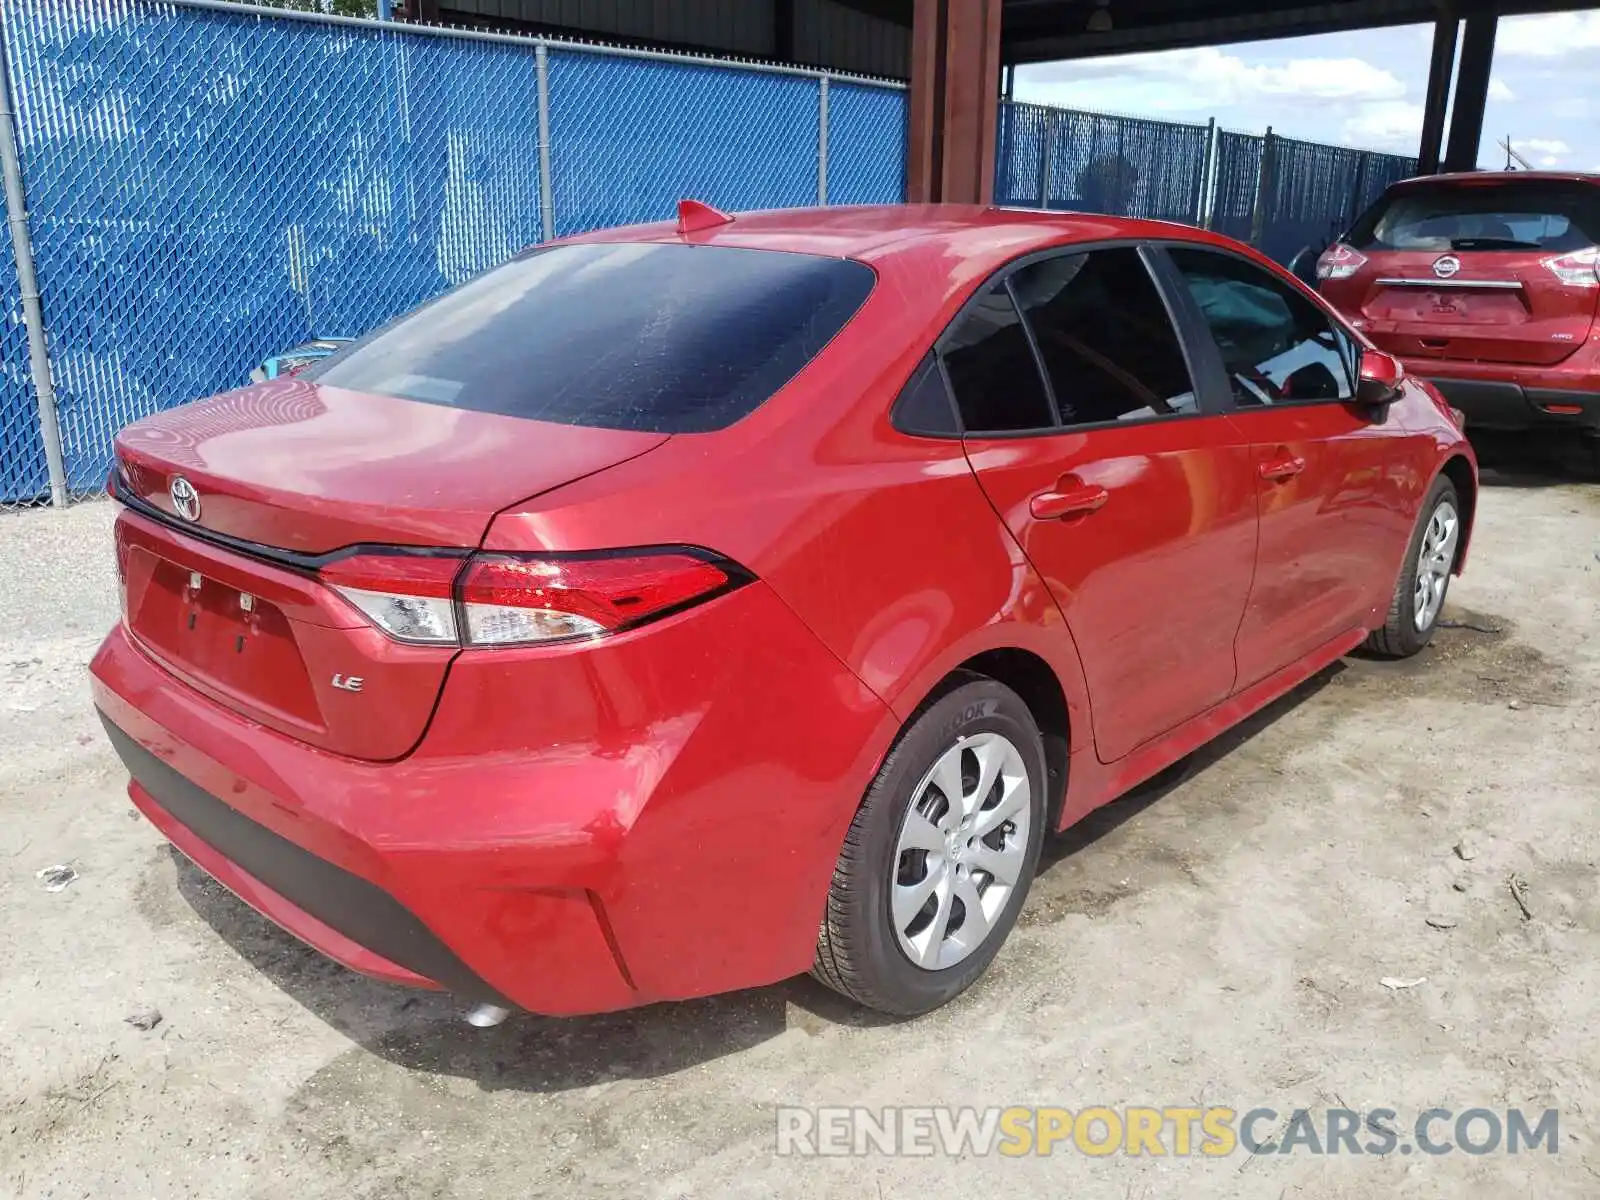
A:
547 49 821 237
1250 131 1418 265
0 0 904 507
0 0 1420 508
1209 128 1267 246
999 100 1416 272
997 100 1208 224
0 212 44 503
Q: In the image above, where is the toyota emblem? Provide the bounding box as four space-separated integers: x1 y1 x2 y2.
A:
169 475 201 522
1432 255 1462 280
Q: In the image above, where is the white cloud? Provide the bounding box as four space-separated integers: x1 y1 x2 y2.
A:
1018 47 1406 114
1340 102 1425 151
1518 137 1571 165
1489 78 1516 102
1498 12 1600 57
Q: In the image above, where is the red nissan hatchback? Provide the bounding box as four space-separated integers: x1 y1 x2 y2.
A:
1318 171 1600 465
93 205 1476 1018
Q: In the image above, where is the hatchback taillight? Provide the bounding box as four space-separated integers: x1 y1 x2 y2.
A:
320 548 744 647
1542 246 1600 288
1317 242 1368 281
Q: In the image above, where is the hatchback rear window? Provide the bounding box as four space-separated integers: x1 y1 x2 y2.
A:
1347 180 1600 253
305 242 876 433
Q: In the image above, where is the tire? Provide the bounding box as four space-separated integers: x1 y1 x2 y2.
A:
1365 475 1461 658
812 676 1048 1016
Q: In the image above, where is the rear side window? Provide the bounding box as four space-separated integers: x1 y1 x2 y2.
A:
305 242 875 433
1348 180 1600 253
940 283 1056 433
1009 249 1197 426
892 354 959 436
1168 247 1354 407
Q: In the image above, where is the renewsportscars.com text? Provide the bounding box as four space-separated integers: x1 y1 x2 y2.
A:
775 1105 1559 1158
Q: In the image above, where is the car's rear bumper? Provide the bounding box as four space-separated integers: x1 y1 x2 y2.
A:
91 581 893 1015
103 713 507 1001
1401 359 1600 432
1422 378 1600 432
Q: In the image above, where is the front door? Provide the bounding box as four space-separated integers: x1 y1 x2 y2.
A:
944 246 1258 764
1163 245 1405 689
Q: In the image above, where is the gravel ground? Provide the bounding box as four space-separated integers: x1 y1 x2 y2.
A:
2 436 1598 1199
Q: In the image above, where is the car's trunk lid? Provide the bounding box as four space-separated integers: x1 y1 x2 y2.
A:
115 379 670 554
113 380 668 760
1347 249 1597 365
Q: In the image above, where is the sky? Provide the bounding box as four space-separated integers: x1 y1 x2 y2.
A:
1013 9 1600 170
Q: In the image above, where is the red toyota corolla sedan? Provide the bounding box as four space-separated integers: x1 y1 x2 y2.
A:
92 204 1477 1019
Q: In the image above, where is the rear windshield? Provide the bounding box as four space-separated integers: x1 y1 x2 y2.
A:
1348 180 1600 253
305 242 876 433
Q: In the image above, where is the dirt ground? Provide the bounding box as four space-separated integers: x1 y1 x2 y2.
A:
3 434 1599 1199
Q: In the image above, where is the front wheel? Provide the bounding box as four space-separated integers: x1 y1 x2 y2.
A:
811 678 1048 1016
1365 475 1460 658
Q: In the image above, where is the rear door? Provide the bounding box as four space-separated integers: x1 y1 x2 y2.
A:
1164 245 1405 689
1323 177 1600 365
951 246 1259 764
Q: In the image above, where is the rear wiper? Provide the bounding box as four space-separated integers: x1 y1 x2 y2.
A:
1449 237 1543 250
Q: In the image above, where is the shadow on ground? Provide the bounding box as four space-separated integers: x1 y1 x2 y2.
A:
170 845 893 1094
1038 663 1342 872
1468 428 1598 488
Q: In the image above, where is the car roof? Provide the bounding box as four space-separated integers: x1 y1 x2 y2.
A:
563 203 1244 275
1389 170 1600 188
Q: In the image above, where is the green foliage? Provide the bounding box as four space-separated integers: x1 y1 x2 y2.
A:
253 0 381 17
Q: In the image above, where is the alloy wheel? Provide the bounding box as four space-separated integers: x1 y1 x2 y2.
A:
891 732 1032 971
1413 499 1459 632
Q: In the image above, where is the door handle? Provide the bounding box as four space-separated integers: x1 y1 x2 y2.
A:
1030 483 1109 521
1259 454 1307 483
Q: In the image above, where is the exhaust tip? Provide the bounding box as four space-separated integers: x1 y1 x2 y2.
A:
465 1003 511 1028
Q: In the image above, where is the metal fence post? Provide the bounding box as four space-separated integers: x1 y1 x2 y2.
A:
1249 125 1275 249
535 42 555 242
0 13 66 507
1038 109 1058 209
818 75 829 205
1197 116 1216 228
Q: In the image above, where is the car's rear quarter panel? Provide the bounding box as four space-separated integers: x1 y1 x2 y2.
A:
482 243 1098 750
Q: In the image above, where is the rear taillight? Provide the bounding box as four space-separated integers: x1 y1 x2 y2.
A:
458 552 734 645
1541 246 1600 288
321 554 462 645
1316 242 1368 281
321 548 743 647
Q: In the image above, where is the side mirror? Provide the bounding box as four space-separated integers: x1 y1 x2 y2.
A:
1287 245 1320 286
1355 349 1405 416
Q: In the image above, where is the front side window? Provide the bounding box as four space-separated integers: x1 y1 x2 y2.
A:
1167 247 1353 407
939 283 1056 433
1009 248 1197 426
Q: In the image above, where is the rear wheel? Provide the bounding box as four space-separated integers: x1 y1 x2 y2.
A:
1365 475 1460 658
812 678 1047 1016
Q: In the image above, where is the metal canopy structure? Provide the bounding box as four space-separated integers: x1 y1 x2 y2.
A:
996 0 1578 61
909 0 1593 204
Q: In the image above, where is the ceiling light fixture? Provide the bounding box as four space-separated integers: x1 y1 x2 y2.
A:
1087 0 1113 33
